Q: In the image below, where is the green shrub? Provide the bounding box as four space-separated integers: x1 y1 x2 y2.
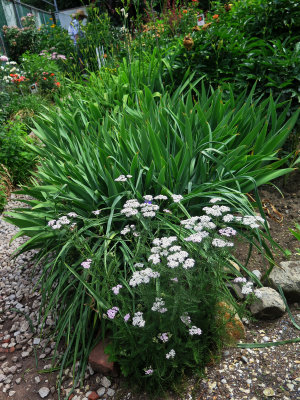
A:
2 14 40 61
7 76 291 393
0 120 37 185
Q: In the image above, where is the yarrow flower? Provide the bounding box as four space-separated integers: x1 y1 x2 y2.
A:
144 368 153 375
121 224 136 235
107 306 119 319
166 349 176 359
151 297 167 313
219 227 237 237
115 174 132 182
154 195 168 200
132 311 145 327
92 209 101 215
233 277 247 284
212 238 234 247
112 284 123 295
129 268 160 287
81 259 92 269
134 263 144 268
203 205 231 217
189 326 202 335
209 197 222 203
124 313 130 322
180 313 191 325
184 231 209 243
171 194 183 203
158 332 169 343
241 281 254 295
67 212 78 217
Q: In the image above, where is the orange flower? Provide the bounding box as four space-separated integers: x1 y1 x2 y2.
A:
103 54 107 58
182 9 188 14
55 82 60 87
213 14 219 19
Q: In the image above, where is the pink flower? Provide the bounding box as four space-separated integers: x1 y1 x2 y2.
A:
124 313 130 322
112 284 123 295
57 54 66 60
145 369 153 375
0 55 8 62
81 258 92 269
107 307 119 319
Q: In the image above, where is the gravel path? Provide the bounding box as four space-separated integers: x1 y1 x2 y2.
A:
1 194 299 400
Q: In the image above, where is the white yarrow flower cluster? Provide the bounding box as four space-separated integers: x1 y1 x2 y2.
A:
132 312 145 327
151 297 167 313
184 231 210 243
115 174 132 182
203 205 231 217
121 224 138 235
212 238 234 247
241 215 265 229
121 199 140 217
241 281 254 295
171 194 183 203
129 268 160 287
166 349 176 359
209 197 222 203
47 214 77 230
180 313 191 325
140 202 159 218
189 326 202 335
154 195 168 200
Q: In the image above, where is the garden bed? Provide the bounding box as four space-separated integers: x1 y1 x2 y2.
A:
1 176 299 400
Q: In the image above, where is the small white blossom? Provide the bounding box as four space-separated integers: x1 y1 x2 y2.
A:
189 326 202 335
154 195 168 200
183 258 195 269
134 263 144 268
115 174 127 182
184 231 209 243
223 214 235 222
212 238 234 247
171 194 183 203
180 313 191 325
209 197 222 203
151 297 167 313
166 349 176 359
132 312 145 327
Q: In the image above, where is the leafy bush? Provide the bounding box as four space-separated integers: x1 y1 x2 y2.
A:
2 14 39 61
7 74 293 392
0 165 12 212
21 52 62 93
0 120 37 185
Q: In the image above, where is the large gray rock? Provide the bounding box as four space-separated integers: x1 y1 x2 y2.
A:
269 261 300 301
250 287 286 319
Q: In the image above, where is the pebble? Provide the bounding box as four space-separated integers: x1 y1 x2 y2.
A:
35 376 41 384
97 387 106 396
100 377 111 388
38 387 50 398
107 388 115 397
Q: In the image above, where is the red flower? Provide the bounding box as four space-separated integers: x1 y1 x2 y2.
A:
213 14 219 19
182 9 188 14
43 77 47 80
55 82 60 87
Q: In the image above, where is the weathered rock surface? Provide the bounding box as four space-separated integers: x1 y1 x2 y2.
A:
269 261 300 301
250 287 286 319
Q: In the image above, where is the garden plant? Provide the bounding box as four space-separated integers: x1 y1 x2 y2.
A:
1 0 300 397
